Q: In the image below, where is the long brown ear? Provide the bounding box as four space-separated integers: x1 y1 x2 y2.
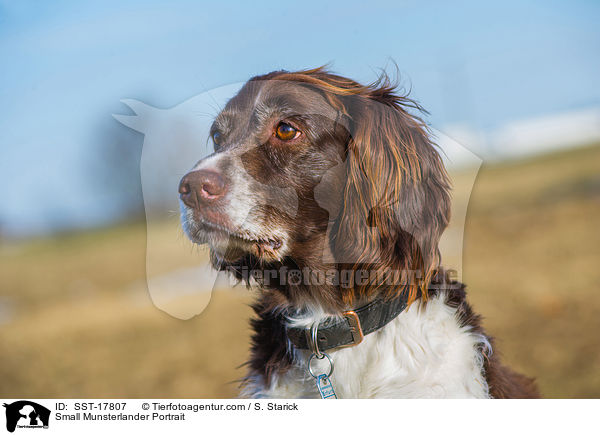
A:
332 84 451 306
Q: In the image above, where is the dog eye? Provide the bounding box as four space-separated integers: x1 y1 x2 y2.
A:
211 131 222 149
275 122 299 141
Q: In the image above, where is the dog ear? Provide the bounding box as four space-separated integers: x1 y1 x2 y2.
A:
332 89 451 306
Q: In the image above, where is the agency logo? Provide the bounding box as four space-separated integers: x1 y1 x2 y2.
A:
113 82 482 321
3 401 50 433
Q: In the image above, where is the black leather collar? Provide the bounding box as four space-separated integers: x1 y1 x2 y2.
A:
285 292 411 353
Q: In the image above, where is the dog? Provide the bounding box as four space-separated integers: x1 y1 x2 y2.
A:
178 67 539 398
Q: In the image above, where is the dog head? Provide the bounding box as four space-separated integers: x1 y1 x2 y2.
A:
179 67 451 309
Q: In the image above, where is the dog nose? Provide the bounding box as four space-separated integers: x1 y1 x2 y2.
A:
179 170 227 207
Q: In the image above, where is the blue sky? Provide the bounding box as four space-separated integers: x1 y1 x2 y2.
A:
1 0 599 236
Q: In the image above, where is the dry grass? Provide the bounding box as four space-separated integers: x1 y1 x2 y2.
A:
461 144 600 398
0 224 254 398
1 144 599 398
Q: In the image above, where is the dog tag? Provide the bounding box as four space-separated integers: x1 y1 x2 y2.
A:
316 374 338 399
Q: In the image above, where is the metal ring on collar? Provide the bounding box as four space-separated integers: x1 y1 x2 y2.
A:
308 352 334 378
308 323 323 358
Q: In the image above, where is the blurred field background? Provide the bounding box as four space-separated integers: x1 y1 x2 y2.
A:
1 143 598 398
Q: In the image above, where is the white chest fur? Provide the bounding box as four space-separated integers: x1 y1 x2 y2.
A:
242 293 491 399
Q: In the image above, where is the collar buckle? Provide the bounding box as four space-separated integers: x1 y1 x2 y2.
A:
341 310 364 347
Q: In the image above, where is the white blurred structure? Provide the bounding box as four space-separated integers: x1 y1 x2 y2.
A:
442 106 600 163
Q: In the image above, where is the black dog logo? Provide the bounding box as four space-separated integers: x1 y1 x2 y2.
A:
3 401 50 433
